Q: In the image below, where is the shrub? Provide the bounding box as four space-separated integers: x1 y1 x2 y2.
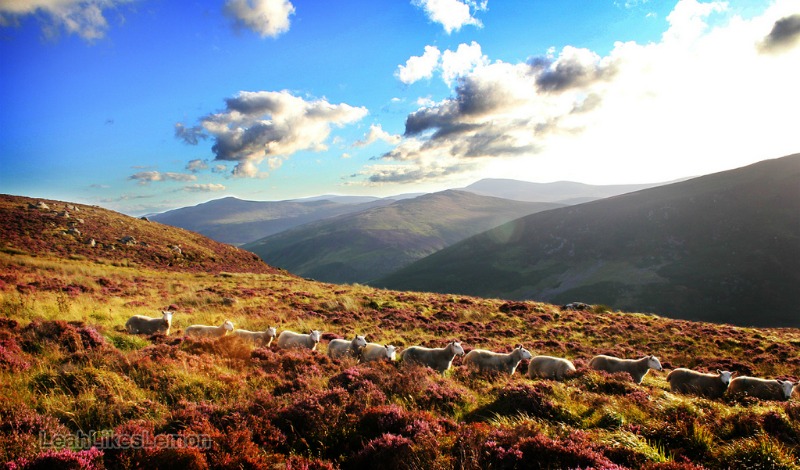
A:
272 387 358 458
480 429 623 469
718 436 800 470
467 383 567 423
5 447 104 470
345 432 444 470
20 321 106 354
0 402 70 464
0 337 30 372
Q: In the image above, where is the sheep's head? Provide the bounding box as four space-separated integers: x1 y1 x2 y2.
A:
777 380 795 399
354 335 367 348
451 341 465 356
222 320 235 331
717 370 732 385
648 355 663 371
162 311 173 323
266 326 277 337
310 330 322 343
517 346 533 361
385 345 397 361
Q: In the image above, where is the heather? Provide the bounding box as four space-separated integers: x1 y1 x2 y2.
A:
1 195 800 468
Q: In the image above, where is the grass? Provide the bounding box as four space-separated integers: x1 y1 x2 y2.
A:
2 246 800 467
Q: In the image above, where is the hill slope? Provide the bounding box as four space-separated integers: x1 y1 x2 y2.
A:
244 190 563 284
375 154 800 327
1 193 799 468
150 196 393 245
0 194 278 275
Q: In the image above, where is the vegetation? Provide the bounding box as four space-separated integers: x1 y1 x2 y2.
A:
1 194 799 469
244 190 560 284
375 154 800 327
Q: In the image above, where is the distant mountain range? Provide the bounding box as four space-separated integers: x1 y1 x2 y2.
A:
243 190 562 284
374 154 800 327
149 197 395 245
150 179 672 246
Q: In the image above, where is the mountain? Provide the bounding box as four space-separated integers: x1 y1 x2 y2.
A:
0 194 277 275
375 154 800 327
243 190 563 284
149 196 393 245
462 179 676 204
2 192 800 469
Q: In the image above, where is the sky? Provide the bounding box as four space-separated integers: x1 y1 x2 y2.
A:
1 0 799 216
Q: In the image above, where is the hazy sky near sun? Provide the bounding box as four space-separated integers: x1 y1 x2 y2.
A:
1 0 799 215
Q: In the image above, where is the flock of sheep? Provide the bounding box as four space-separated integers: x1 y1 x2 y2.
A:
124 311 798 402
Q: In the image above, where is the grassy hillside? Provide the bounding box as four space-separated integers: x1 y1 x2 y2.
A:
376 154 800 327
0 194 278 275
2 194 799 469
243 190 562 284
150 196 393 246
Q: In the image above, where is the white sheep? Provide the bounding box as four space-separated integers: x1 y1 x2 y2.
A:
328 335 368 360
399 341 465 373
727 376 797 401
232 326 278 347
125 311 172 336
276 330 322 350
185 320 234 338
361 343 397 363
528 355 577 381
666 368 732 399
463 346 532 375
589 354 663 384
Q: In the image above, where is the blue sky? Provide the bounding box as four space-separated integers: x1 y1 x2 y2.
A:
1 0 799 215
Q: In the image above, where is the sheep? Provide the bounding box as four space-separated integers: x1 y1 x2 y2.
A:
399 341 465 373
125 311 172 336
232 326 277 347
276 330 322 350
528 355 577 381
185 320 235 338
328 335 368 360
463 346 532 375
588 354 663 384
726 376 796 401
666 368 732 399
361 343 397 363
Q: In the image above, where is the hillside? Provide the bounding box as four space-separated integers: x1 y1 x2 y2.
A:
243 190 563 284
0 194 278 275
463 179 673 204
150 196 393 245
375 154 800 327
1 193 800 469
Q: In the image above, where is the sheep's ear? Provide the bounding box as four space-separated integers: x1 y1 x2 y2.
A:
717 369 722 374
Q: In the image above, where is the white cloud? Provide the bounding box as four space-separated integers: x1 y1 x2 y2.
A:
180 90 368 177
0 0 132 41
128 171 197 185
185 159 209 173
224 0 295 38
361 0 800 186
441 41 488 85
353 124 401 147
396 45 441 84
412 0 486 34
397 41 487 86
183 183 226 192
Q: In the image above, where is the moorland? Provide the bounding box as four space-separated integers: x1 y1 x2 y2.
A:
1 193 799 469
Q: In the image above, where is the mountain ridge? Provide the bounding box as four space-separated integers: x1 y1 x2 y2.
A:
244 190 563 284
374 154 800 327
